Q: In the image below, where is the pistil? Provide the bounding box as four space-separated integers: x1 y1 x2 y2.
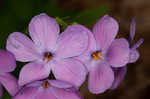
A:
43 52 53 62
42 81 50 89
91 51 102 61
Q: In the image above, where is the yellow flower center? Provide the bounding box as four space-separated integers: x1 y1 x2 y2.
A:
91 51 102 61
43 52 53 62
42 81 50 89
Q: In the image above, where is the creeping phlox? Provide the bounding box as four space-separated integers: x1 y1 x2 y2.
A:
0 13 143 99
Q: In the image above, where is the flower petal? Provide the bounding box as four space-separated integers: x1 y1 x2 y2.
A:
93 15 119 50
51 58 87 87
0 73 20 96
88 62 114 94
111 66 127 90
0 50 16 73
129 49 140 63
55 25 88 59
106 38 130 67
132 38 144 50
29 13 59 51
7 32 39 62
35 90 56 99
75 27 97 71
13 86 39 99
129 18 136 43
0 84 3 97
76 24 97 54
18 62 50 86
52 87 82 99
50 80 72 89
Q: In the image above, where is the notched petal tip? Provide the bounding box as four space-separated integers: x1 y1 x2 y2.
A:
29 13 60 51
93 14 119 49
6 32 39 62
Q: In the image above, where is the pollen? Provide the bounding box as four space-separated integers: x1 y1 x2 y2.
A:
42 81 50 89
43 52 53 62
91 51 102 61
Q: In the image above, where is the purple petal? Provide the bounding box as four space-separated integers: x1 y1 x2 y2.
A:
77 25 97 53
7 32 40 62
35 90 56 99
51 58 87 87
111 66 127 90
106 38 130 67
50 80 82 99
52 87 82 99
14 85 56 99
14 80 82 99
75 27 97 71
93 15 119 50
75 55 92 72
18 62 50 86
29 13 59 51
13 86 39 99
88 62 114 94
130 18 136 43
50 80 73 89
0 73 20 96
0 84 3 97
129 49 140 63
0 50 16 73
132 38 144 50
55 25 88 59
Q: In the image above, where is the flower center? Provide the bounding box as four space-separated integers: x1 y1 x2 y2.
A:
43 52 53 62
91 51 102 61
42 81 50 89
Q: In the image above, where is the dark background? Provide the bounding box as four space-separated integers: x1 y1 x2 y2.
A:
0 0 149 99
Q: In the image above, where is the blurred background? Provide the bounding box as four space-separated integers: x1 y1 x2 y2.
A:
0 0 149 99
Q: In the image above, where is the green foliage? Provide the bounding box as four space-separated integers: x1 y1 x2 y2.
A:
73 5 109 25
56 17 68 31
2 91 11 99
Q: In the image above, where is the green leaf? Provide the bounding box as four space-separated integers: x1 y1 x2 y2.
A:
44 0 64 17
73 5 109 25
71 22 79 25
0 32 9 49
2 91 11 99
56 17 68 32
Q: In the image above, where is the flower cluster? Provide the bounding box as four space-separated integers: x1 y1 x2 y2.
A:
0 13 143 99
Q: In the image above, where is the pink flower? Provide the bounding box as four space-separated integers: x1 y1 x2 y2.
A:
7 13 89 87
111 18 144 90
76 15 130 94
13 79 83 99
0 49 19 97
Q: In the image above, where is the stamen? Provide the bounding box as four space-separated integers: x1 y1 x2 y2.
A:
43 52 53 62
91 51 102 61
42 81 50 89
